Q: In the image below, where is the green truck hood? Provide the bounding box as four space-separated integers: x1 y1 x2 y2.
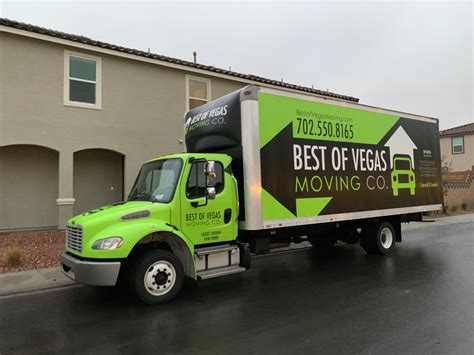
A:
66 201 171 257
69 201 162 225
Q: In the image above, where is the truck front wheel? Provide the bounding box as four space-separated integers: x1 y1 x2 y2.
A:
361 221 396 255
130 250 184 305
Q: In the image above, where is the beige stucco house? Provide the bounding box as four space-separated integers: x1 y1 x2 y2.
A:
440 123 474 172
439 123 474 207
0 18 357 230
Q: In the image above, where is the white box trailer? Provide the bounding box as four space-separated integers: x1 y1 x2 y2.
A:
185 85 443 252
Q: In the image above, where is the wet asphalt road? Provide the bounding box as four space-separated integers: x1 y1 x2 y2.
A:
0 216 473 354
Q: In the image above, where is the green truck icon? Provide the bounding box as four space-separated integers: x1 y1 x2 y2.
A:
391 156 416 196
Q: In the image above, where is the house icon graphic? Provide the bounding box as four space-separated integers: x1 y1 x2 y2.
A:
384 126 418 196
384 126 418 169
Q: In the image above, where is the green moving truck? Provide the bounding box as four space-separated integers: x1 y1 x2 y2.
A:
61 85 443 304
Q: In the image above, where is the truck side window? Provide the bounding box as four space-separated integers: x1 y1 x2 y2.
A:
186 161 224 199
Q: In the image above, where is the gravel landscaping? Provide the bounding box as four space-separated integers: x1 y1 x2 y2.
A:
0 229 65 273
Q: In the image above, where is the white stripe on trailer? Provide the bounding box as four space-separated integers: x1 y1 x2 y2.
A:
262 204 442 230
240 97 264 230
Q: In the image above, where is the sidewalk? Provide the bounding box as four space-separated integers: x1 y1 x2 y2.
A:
0 266 75 297
0 213 472 297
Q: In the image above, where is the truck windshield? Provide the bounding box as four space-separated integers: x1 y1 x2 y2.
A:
128 158 183 203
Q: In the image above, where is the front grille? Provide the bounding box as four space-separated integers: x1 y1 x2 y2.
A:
66 225 83 253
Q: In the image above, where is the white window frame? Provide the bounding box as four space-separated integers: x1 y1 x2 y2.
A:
64 50 102 110
451 136 464 155
185 75 211 112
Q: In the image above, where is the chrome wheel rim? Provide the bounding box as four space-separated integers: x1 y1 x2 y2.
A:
380 227 393 249
144 260 176 296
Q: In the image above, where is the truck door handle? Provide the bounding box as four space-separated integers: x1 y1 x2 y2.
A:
224 209 232 224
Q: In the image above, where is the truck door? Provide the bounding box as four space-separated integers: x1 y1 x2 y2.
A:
180 160 236 245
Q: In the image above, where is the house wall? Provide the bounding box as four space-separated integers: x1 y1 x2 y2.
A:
0 145 59 229
0 31 244 229
440 134 474 172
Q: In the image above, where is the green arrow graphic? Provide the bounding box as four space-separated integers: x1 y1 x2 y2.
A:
296 197 333 218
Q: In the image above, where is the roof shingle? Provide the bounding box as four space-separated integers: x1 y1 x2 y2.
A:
440 123 474 137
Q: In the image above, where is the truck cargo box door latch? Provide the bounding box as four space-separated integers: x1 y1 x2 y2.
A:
224 209 232 224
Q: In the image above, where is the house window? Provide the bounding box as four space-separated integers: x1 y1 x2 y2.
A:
64 51 101 109
186 76 210 111
451 136 464 154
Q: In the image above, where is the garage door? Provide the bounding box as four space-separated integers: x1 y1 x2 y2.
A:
73 149 124 215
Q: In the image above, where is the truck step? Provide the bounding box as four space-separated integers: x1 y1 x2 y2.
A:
195 244 238 256
197 265 246 280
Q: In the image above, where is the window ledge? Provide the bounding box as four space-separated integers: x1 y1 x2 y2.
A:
64 100 102 110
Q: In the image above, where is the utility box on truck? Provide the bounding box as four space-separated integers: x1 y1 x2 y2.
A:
61 85 443 305
185 85 443 233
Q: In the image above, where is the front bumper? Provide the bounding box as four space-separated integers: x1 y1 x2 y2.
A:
60 251 121 286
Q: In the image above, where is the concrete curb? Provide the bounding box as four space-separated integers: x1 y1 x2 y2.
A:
0 266 75 297
0 213 472 297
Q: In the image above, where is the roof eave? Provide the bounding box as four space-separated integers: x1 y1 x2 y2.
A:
0 17 359 103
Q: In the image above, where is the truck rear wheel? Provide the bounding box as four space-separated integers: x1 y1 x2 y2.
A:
130 249 184 305
361 221 396 255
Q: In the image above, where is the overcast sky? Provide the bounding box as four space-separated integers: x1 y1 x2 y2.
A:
2 1 472 129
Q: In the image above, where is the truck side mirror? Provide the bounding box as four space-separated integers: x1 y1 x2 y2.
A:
206 161 217 187
207 187 216 200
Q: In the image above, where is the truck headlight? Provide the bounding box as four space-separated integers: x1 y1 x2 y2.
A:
92 237 123 250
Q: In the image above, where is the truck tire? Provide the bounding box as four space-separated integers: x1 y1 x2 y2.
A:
361 221 396 255
130 249 184 305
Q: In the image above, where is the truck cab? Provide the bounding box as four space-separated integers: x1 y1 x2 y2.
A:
61 153 247 304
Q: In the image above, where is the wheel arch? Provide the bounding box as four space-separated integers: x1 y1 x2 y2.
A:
130 231 195 278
